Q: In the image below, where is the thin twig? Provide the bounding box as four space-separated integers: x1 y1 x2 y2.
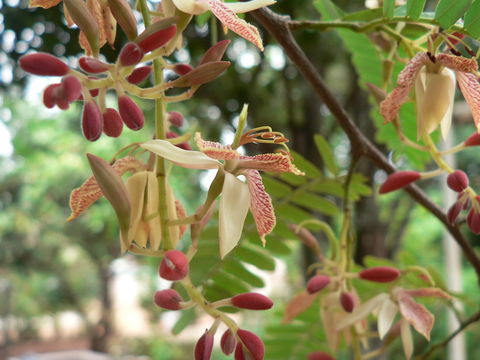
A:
250 7 480 281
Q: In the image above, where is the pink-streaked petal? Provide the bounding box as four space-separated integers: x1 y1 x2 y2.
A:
404 287 452 299
437 54 478 73
219 172 251 258
68 156 144 221
380 53 429 123
283 291 317 323
194 132 238 160
238 153 305 175
244 169 275 245
206 0 264 50
400 319 414 360
397 290 434 340
457 72 480 131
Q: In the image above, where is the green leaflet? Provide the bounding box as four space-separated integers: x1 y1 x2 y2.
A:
290 150 323 178
383 0 395 18
314 134 339 175
435 0 472 29
464 0 480 38
407 0 427 20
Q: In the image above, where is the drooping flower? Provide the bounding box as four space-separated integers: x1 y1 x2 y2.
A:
171 0 276 50
141 131 303 258
380 53 480 138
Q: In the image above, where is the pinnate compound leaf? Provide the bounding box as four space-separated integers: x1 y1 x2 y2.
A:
383 0 395 18
314 134 339 175
435 0 472 29
406 0 426 20
464 0 480 38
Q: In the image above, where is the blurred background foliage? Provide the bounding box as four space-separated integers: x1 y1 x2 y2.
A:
1 0 480 359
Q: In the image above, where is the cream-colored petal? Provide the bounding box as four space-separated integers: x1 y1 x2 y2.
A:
224 0 276 13
336 293 389 331
145 172 162 250
219 172 251 258
377 298 398 339
172 0 208 14
142 139 221 169
401 319 414 360
126 171 149 243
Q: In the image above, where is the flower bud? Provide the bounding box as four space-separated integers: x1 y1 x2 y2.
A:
459 192 472 210
119 42 144 67
166 131 178 138
447 170 469 192
464 133 480 147
103 108 123 137
379 171 421 194
177 143 192 150
231 293 273 310
340 292 355 313
19 53 69 76
154 289 183 310
136 21 177 53
43 83 62 108
79 57 110 73
235 329 264 360
127 66 152 84
308 351 336 360
118 95 144 130
447 201 463 225
359 266 400 283
467 209 480 234
306 275 330 294
173 63 193 76
108 0 138 40
220 329 236 355
62 75 83 103
159 250 189 281
171 61 230 87
448 32 465 46
82 101 103 141
64 0 99 55
167 111 184 127
200 39 231 65
194 330 214 360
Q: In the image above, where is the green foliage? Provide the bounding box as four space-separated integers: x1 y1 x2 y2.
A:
383 0 396 19
435 0 472 29
464 0 480 38
407 0 427 20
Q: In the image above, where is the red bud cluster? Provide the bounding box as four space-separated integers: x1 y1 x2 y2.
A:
136 24 177 53
82 101 103 141
464 133 480 147
127 66 152 84
168 111 184 127
379 171 421 194
159 250 189 281
467 208 480 234
235 329 265 360
231 293 273 310
102 108 124 138
194 330 214 360
340 292 355 313
79 57 110 73
173 63 194 76
221 329 236 355
118 95 145 131
154 289 183 310
447 170 469 192
119 42 144 66
358 266 400 283
19 52 70 76
306 275 330 294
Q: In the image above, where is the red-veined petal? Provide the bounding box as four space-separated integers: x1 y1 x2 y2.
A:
238 153 304 175
195 132 238 160
397 290 434 340
457 72 480 131
244 169 275 245
404 287 451 299
437 53 478 73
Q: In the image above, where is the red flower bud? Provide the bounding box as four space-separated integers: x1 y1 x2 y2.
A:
82 101 103 141
79 57 110 73
447 201 463 225
194 330 214 360
467 209 480 234
159 250 189 281
200 39 231 65
119 42 144 66
118 95 144 130
220 329 236 355
154 289 183 310
235 329 264 360
61 75 82 103
458 192 472 210
168 111 184 127
177 143 192 150
127 66 152 84
166 131 178 138
447 170 469 192
308 351 336 360
464 133 480 147
43 83 62 108
231 293 273 310
19 52 69 76
379 171 421 194
137 24 177 53
103 108 123 137
340 292 355 313
306 275 330 294
359 266 400 283
448 32 465 46
173 63 194 76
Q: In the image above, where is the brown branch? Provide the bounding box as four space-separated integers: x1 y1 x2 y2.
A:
417 310 480 359
250 7 480 281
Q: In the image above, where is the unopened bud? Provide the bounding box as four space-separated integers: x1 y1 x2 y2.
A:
19 52 69 76
64 0 99 55
194 330 214 360
447 201 463 225
103 108 123 137
127 66 152 84
136 20 177 53
154 289 183 310
159 250 189 281
235 329 264 360
448 32 465 46
340 292 355 313
82 101 103 141
359 266 400 283
220 329 236 355
119 42 144 67
447 170 469 192
306 275 330 294
118 95 145 130
171 61 230 87
79 57 110 73
43 84 62 108
308 351 336 360
379 171 421 194
176 142 192 150
62 75 83 102
464 133 480 147
173 63 193 75
231 293 273 310
459 192 472 210
467 209 480 234
166 131 178 138
108 0 138 40
168 111 184 127
200 39 231 65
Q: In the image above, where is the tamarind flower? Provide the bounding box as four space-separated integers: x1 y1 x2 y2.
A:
171 0 276 50
141 131 303 258
380 53 480 138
